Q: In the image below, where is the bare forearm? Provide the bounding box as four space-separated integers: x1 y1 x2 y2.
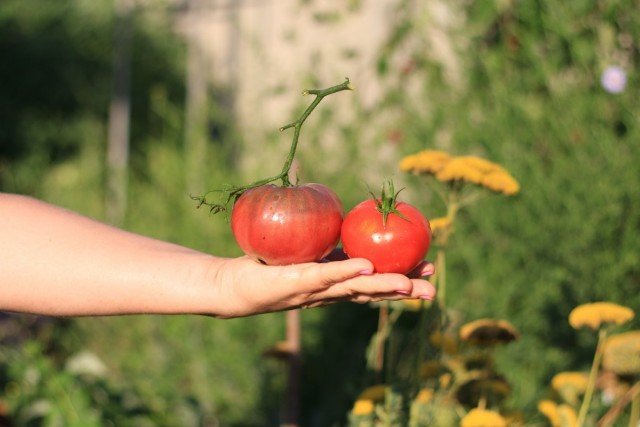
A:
0 193 218 316
0 194 436 318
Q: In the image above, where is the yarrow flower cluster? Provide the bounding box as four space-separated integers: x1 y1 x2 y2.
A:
399 150 520 196
351 399 375 415
551 372 589 394
460 408 507 427
537 400 578 427
459 319 520 346
351 384 387 416
600 66 627 94
568 302 635 330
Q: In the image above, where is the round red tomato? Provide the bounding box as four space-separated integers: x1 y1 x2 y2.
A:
231 183 343 265
341 199 431 274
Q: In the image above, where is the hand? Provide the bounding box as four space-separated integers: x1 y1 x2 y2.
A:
206 254 436 318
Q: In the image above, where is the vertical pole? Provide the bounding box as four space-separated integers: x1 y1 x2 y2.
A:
184 0 209 195
106 0 134 225
282 162 301 427
282 309 301 427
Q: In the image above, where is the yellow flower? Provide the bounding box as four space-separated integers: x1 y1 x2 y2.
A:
358 384 387 401
480 170 521 195
436 157 485 185
558 404 578 427
435 156 520 195
400 151 520 196
603 330 640 375
429 216 452 233
351 399 375 415
538 400 578 427
551 372 589 394
429 216 453 241
568 302 635 330
402 298 425 311
460 408 507 427
415 388 433 404
399 150 452 174
538 400 560 426
459 319 520 346
458 156 502 174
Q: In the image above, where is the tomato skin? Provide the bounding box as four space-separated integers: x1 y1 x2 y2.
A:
231 183 343 265
341 199 431 274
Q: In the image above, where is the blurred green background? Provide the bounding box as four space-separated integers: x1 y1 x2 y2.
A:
0 0 638 425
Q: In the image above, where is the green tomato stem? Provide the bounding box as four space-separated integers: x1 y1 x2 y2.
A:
371 180 407 227
192 78 353 212
279 79 354 186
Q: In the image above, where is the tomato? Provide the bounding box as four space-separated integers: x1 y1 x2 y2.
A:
341 198 431 274
231 183 343 265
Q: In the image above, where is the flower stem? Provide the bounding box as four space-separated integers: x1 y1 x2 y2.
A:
577 328 608 427
630 391 640 427
436 193 458 311
375 302 389 380
192 78 353 211
436 249 446 310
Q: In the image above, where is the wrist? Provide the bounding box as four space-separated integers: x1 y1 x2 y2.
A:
164 252 227 316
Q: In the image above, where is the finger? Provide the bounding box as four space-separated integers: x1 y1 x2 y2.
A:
338 278 435 302
407 261 435 279
300 257 374 291
317 274 432 302
406 279 436 301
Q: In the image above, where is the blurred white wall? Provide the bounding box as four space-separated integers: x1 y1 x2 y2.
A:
174 0 396 177
177 0 391 126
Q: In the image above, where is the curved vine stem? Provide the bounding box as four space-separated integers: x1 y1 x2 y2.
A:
191 78 354 212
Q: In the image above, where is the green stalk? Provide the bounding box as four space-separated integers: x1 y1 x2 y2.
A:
577 328 608 427
630 392 640 427
413 300 427 391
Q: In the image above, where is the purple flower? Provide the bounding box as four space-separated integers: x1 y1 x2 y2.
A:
600 66 627 94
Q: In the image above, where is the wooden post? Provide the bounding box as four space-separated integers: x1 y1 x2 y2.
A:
184 0 209 195
282 309 301 427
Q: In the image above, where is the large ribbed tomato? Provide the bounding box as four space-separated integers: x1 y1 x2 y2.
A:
230 183 343 265
341 198 431 274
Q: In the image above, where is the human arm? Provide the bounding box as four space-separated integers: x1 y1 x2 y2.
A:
0 193 435 318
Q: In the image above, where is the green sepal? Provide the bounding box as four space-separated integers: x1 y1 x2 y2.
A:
370 180 409 227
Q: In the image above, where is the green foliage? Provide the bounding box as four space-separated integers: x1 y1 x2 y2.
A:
2 0 640 425
343 0 640 422
0 1 285 425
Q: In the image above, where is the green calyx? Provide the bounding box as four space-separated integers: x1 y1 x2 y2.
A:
370 180 408 227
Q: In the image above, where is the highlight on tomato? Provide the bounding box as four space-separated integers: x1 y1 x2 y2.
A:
340 181 431 274
231 183 343 265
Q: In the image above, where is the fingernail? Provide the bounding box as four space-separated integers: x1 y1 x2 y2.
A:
421 267 435 276
359 269 374 275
